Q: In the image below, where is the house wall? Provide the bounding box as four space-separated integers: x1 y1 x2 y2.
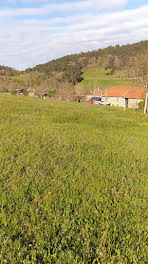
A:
102 97 144 108
128 99 144 109
102 97 125 107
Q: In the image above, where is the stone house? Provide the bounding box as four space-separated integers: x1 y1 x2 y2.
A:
95 86 146 109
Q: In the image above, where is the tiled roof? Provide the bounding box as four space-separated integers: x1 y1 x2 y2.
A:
95 90 107 96
124 87 146 99
95 87 146 99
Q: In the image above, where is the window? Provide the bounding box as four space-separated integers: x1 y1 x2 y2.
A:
117 98 119 102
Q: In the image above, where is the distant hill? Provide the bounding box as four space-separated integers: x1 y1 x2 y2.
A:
29 40 148 78
0 40 148 96
0 65 20 76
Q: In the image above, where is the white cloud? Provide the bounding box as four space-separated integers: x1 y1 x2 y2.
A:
0 1 147 69
0 0 127 17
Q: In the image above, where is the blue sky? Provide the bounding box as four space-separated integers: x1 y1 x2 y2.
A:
0 0 147 70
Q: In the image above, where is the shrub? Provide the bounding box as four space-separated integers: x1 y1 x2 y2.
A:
105 69 114 75
48 90 56 97
10 89 16 95
138 100 146 112
22 89 28 96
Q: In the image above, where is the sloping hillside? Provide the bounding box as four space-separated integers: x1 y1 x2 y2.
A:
0 65 20 76
0 40 148 95
0 65 21 92
75 68 141 94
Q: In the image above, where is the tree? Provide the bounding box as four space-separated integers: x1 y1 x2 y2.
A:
144 83 148 114
127 54 148 114
136 56 148 114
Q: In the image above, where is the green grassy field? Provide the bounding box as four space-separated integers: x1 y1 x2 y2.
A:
9 74 31 83
79 68 139 93
80 79 138 92
82 68 112 79
0 95 147 263
81 68 128 80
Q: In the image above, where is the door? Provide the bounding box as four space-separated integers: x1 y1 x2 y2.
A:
125 98 129 108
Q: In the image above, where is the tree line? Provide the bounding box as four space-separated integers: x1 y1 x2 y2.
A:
0 40 147 98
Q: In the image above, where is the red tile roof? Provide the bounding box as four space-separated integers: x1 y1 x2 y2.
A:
95 90 107 96
124 87 146 99
95 87 146 99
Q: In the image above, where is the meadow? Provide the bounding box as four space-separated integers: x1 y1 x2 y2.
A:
81 68 128 79
79 68 139 92
0 95 147 263
80 79 138 92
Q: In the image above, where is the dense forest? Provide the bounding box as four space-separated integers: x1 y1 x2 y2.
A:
0 40 148 96
27 40 148 84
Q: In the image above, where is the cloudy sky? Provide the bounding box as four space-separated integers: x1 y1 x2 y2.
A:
0 0 148 70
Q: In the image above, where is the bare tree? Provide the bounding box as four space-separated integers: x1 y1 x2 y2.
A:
127 54 148 114
144 83 148 114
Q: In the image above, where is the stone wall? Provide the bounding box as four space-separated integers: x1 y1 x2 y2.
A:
101 97 144 109
102 97 125 107
128 99 144 109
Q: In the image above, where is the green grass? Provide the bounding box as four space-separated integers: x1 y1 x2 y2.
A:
82 68 128 80
0 95 148 263
81 79 139 91
82 68 112 79
80 68 139 93
9 74 31 82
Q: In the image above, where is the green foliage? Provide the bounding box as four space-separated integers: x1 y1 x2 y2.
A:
22 89 29 96
9 73 44 87
0 65 20 76
48 90 56 98
0 95 147 263
27 40 148 87
10 89 16 95
33 59 83 85
1 40 148 95
138 100 146 112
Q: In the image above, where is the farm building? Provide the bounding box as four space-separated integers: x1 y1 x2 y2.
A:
95 87 146 109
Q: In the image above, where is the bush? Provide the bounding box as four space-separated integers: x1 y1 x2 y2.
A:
138 100 146 112
48 90 56 97
22 89 28 96
10 89 16 95
105 69 114 75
